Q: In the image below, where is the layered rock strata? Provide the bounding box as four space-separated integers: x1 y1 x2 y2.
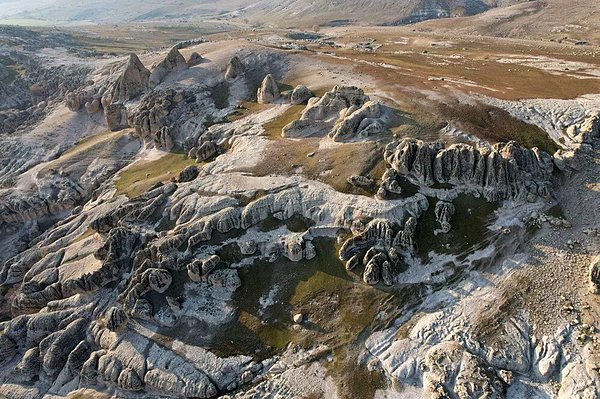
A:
384 139 554 202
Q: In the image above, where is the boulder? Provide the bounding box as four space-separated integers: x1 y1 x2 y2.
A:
393 216 417 250
201 255 221 276
225 56 245 80
187 259 203 282
187 52 204 67
363 252 387 285
347 175 374 188
257 74 280 104
239 240 258 255
290 85 313 105
346 255 361 271
381 261 393 286
104 103 129 131
190 141 219 163
435 201 455 234
304 240 317 260
118 367 144 391
85 98 101 114
178 165 199 183
105 307 127 331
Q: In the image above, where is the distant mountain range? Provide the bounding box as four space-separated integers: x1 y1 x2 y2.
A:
0 0 527 27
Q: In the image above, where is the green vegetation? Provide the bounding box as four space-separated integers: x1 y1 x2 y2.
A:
226 101 269 122
115 152 196 198
415 194 498 262
262 104 306 138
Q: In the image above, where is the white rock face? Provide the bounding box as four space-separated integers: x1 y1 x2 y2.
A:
257 74 280 104
282 85 372 138
385 138 554 202
112 53 150 103
149 47 188 88
329 100 383 141
290 85 313 105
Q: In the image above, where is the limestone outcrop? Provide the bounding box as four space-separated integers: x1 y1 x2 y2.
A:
257 74 280 104
225 56 245 80
393 216 417 250
329 100 383 141
347 175 374 188
435 201 455 234
189 141 219 163
129 88 205 150
178 165 199 183
423 342 506 399
282 86 371 138
149 47 188 88
385 139 554 202
565 112 599 144
290 85 313 105
104 103 129 131
187 52 204 67
111 53 150 103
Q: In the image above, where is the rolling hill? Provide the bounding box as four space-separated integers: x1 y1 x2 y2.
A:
0 0 527 27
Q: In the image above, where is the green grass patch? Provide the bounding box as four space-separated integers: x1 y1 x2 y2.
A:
115 152 196 198
226 101 269 122
262 104 306 139
277 82 294 93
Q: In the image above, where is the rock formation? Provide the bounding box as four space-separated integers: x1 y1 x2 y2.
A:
225 56 245 80
104 103 129 131
129 88 207 150
347 175 374 188
290 85 313 105
111 53 150 103
329 100 383 141
189 141 219 163
566 112 599 144
178 165 199 183
393 216 417 250
149 47 188 88
282 86 379 139
423 342 506 399
435 201 455 233
385 139 554 202
187 52 204 67
257 74 280 104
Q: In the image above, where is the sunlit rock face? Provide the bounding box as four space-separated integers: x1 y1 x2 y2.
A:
111 53 150 103
385 138 554 202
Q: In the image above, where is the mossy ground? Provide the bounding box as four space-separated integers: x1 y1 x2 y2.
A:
114 152 196 198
